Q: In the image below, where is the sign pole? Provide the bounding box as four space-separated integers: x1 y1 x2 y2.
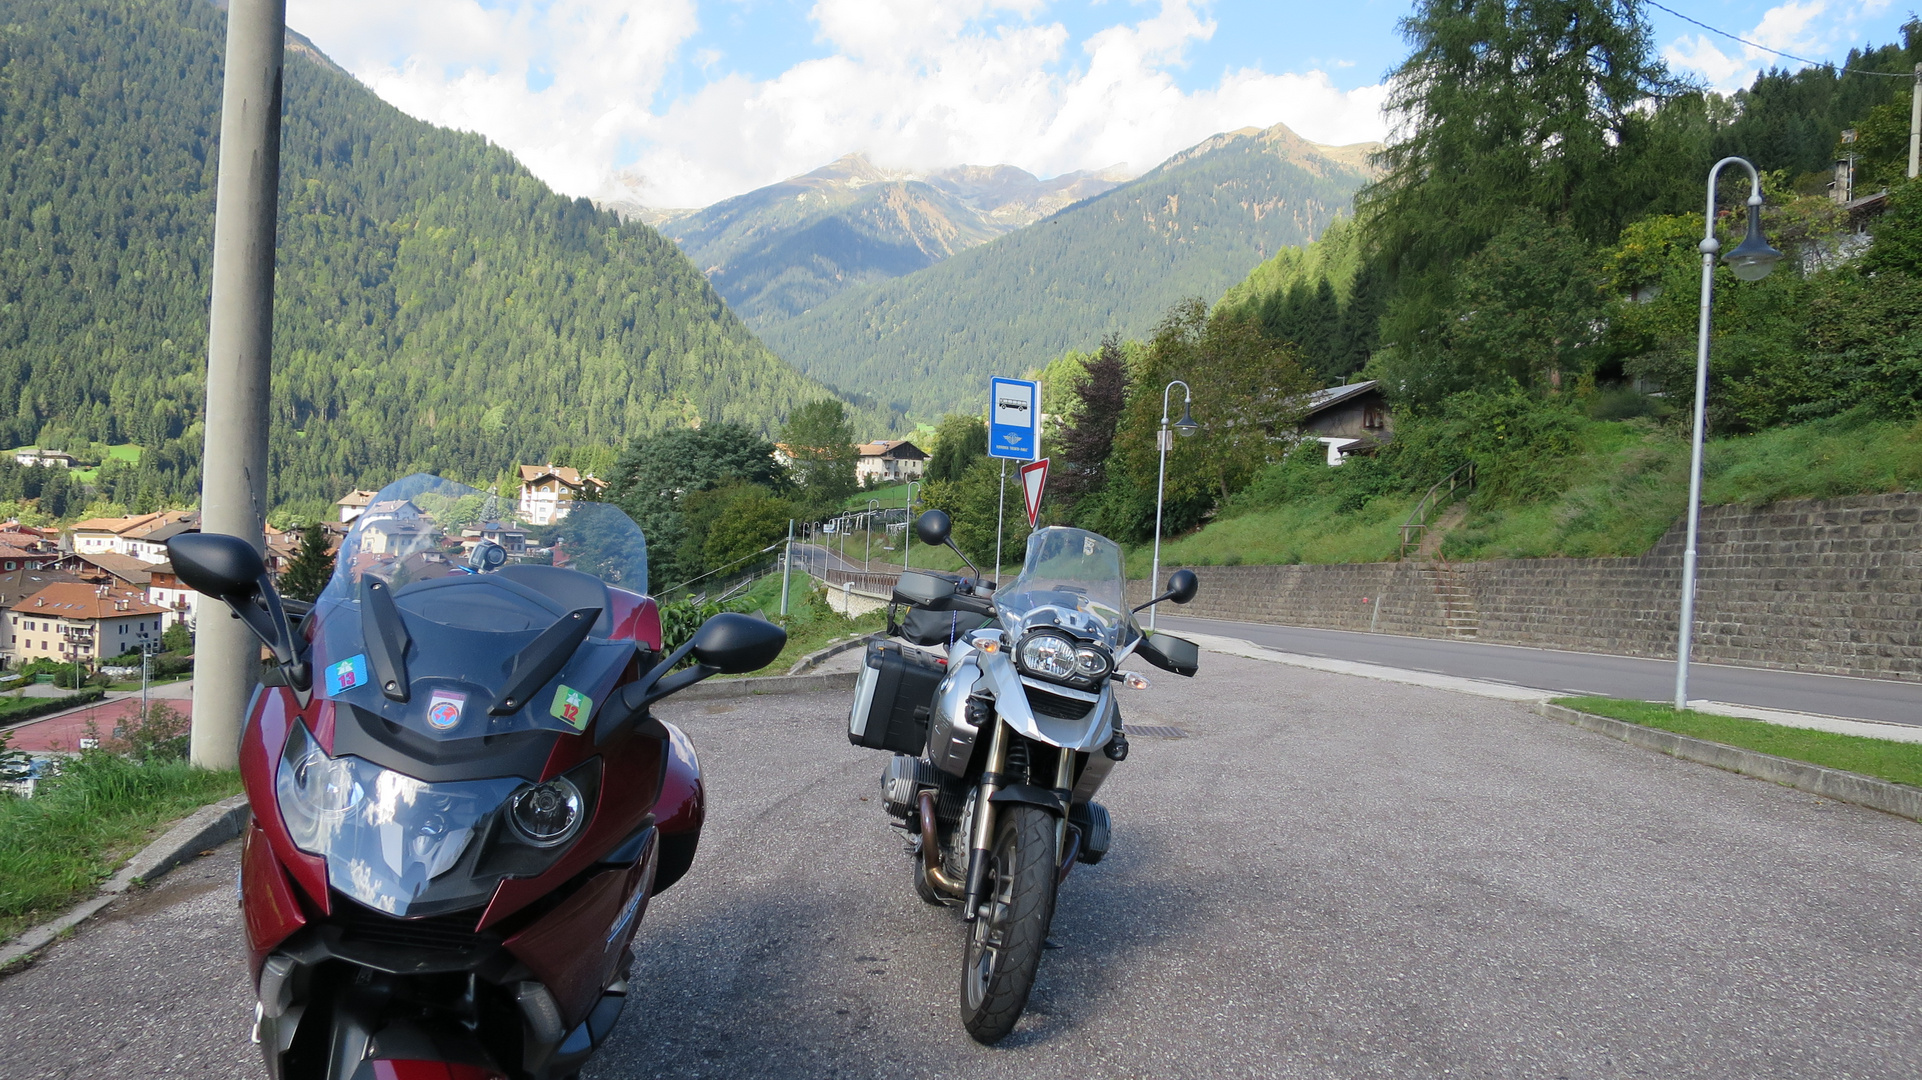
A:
994 460 1007 584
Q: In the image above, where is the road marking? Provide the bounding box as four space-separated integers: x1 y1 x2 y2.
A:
1181 633 1552 704
1181 633 1922 741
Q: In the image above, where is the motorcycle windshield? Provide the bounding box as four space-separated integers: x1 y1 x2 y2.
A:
309 473 647 741
996 527 1140 652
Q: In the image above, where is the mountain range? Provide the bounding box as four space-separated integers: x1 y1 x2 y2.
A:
0 0 834 506
750 124 1377 418
605 156 1132 326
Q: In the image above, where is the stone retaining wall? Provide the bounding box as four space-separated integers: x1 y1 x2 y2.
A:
1128 492 1922 680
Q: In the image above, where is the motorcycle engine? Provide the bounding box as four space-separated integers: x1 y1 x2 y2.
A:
881 755 940 819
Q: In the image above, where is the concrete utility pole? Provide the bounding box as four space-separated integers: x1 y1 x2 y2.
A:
1909 63 1921 180
191 0 286 770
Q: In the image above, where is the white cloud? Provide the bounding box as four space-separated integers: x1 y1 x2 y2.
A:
1663 0 1899 94
286 0 1389 208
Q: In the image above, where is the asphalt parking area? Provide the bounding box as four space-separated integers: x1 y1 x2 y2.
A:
6 652 1920 1078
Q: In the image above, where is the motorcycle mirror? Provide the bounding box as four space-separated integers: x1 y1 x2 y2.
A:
166 531 308 685
1131 568 1200 613
914 509 951 547
690 612 788 675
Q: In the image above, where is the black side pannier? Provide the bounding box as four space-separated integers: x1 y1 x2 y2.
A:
848 640 947 754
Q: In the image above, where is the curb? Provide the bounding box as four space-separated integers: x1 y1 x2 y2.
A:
786 633 881 676
0 793 252 973
678 670 858 701
1537 703 1922 822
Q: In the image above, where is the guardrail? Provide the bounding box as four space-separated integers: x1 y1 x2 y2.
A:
1399 462 1475 560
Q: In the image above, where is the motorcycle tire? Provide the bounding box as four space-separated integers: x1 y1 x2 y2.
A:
958 804 1057 1044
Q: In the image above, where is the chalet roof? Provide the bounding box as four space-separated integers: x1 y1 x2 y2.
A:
137 520 198 545
62 551 158 586
519 464 605 490
1301 380 1382 418
123 510 197 539
336 489 379 509
856 440 928 460
69 511 168 536
15 582 167 619
0 568 79 608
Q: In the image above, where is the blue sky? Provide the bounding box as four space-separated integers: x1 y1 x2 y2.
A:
285 0 1918 208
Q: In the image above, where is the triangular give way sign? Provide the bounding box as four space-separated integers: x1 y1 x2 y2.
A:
1020 458 1049 529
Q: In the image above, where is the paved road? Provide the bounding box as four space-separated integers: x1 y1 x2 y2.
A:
8 655 1922 1077
1159 614 1922 726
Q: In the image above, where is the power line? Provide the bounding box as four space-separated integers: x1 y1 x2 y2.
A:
1644 0 1913 78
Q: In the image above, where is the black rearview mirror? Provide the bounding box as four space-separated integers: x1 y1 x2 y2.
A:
915 509 951 547
690 612 788 675
1132 567 1201 613
167 531 308 686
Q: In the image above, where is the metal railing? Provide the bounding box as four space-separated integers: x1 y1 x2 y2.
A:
1399 462 1475 560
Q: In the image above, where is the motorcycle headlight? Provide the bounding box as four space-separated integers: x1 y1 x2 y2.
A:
1017 632 1081 682
1073 645 1112 680
508 777 584 847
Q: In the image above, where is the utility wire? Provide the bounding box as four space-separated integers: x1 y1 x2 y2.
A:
1644 0 1913 78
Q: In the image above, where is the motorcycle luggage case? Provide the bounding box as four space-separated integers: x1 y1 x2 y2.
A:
848 641 946 754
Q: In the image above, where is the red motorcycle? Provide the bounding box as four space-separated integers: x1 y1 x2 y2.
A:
168 475 784 1080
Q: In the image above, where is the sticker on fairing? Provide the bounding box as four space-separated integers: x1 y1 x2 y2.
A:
550 685 593 729
324 654 368 696
426 690 466 730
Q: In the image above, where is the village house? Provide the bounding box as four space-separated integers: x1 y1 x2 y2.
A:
65 510 196 561
356 500 430 555
12 449 75 469
335 489 379 523
517 464 606 526
50 550 157 591
8 582 166 666
146 562 198 630
1299 380 1393 466
855 440 928 485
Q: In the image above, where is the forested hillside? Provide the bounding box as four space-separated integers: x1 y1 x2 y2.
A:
0 0 828 506
758 123 1372 418
1010 5 1922 570
644 155 1127 326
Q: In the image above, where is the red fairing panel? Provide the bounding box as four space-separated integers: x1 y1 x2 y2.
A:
607 588 661 650
504 833 657 1026
366 1061 507 1080
241 823 307 978
239 685 331 914
656 722 704 840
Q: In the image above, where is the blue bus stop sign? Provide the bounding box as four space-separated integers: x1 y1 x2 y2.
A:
989 377 1040 461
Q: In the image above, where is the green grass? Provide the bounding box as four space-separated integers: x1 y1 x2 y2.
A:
0 689 106 723
1553 696 1922 788
839 482 915 512
1150 409 1922 569
0 755 242 942
718 571 885 676
1123 492 1417 577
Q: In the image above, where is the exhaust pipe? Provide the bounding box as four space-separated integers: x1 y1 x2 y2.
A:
917 789 965 897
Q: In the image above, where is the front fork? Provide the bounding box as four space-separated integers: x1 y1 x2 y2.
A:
960 721 1084 920
961 719 1010 921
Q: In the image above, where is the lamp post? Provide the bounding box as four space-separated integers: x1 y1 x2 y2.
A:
903 481 922 571
1675 157 1783 711
865 499 879 573
1148 380 1199 631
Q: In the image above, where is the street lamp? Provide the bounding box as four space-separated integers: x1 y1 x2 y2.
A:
903 481 922 571
1675 157 1783 711
1148 380 1199 631
865 498 879 573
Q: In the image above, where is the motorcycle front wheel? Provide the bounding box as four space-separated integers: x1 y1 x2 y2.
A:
959 804 1056 1044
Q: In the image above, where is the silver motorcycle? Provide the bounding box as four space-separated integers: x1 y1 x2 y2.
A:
847 510 1199 1043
